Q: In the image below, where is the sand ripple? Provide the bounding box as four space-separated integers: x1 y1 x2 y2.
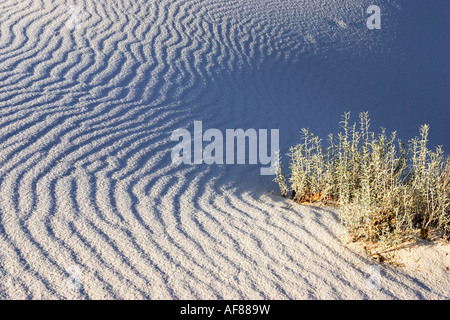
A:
0 0 448 299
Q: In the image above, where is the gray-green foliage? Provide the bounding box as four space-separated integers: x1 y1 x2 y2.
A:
274 151 288 197
275 112 450 245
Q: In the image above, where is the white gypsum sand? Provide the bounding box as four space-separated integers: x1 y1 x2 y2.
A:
0 0 448 299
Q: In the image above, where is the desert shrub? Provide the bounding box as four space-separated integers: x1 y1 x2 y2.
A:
288 128 334 203
274 151 288 198
275 112 450 245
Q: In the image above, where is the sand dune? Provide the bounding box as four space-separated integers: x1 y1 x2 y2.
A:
0 0 448 299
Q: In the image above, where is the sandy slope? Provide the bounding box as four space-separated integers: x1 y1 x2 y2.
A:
0 0 448 299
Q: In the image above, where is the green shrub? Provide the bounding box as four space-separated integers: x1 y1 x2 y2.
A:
275 112 450 245
274 151 288 198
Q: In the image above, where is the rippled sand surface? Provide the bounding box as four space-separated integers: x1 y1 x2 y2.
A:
0 0 448 299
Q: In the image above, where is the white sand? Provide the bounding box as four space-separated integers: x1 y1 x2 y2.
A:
0 0 448 299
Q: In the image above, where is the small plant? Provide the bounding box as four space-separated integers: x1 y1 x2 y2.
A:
288 128 334 203
276 112 450 246
274 151 288 197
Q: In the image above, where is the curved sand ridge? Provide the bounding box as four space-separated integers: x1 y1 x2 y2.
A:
0 0 449 299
